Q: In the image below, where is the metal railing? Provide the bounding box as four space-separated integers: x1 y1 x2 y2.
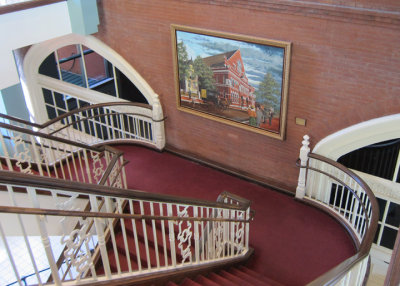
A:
0 171 253 285
296 135 379 286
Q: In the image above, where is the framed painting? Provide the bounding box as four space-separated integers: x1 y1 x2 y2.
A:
171 25 291 140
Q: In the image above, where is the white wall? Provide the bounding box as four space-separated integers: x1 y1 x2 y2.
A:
0 2 72 90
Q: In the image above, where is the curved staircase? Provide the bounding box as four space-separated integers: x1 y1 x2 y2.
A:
0 108 379 286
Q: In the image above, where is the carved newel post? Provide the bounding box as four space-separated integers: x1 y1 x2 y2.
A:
296 135 310 199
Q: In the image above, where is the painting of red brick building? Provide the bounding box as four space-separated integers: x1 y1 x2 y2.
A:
173 25 291 139
202 50 255 111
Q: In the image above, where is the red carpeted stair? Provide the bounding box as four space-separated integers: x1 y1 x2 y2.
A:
164 266 284 286
97 200 284 285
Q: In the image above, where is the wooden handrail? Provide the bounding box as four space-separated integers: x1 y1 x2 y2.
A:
97 151 124 185
0 0 64 15
0 205 252 223
0 121 104 153
302 152 379 286
0 101 159 131
40 101 155 129
47 111 163 136
0 170 247 211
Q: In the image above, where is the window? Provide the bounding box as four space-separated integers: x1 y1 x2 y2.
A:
338 139 400 250
39 44 148 105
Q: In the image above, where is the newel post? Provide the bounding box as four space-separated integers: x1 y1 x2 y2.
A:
296 135 310 199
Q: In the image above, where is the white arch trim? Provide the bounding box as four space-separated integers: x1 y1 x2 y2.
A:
23 33 163 123
313 114 400 160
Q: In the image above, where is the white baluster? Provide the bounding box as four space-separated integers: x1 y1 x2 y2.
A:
0 222 23 286
104 197 121 275
27 187 61 285
150 202 160 268
296 135 310 199
140 201 151 270
117 198 132 272
7 186 43 285
159 203 168 267
194 206 200 263
167 203 177 267
89 195 111 278
129 200 142 272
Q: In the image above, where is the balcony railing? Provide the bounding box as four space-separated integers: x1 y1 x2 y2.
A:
296 135 379 286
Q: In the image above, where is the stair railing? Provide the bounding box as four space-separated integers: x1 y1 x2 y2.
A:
0 170 254 285
0 120 127 188
296 135 379 286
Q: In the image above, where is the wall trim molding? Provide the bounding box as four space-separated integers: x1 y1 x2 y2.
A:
181 0 400 29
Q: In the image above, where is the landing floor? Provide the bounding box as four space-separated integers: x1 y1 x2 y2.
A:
116 145 356 286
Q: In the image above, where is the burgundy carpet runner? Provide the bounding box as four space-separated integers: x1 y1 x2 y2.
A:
100 145 356 285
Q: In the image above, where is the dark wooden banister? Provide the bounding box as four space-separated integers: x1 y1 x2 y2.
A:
0 205 252 223
0 170 247 211
0 101 159 131
0 0 65 15
0 121 104 153
300 152 379 286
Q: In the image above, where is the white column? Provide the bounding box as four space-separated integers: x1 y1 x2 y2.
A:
296 135 310 199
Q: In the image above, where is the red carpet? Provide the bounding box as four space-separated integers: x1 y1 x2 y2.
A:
114 144 355 286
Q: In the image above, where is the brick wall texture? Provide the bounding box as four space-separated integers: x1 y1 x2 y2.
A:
95 0 400 192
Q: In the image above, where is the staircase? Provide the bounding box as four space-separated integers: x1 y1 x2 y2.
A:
98 202 282 286
166 266 283 286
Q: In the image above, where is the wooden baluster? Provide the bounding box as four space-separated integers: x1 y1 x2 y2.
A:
296 135 310 199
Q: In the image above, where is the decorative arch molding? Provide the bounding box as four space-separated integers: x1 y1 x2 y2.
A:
23 33 163 124
313 114 400 161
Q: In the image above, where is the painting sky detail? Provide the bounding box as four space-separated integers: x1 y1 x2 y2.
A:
176 31 285 91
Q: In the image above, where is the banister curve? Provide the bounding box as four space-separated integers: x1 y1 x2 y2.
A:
301 152 379 286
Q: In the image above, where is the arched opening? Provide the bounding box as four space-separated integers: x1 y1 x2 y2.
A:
23 33 163 124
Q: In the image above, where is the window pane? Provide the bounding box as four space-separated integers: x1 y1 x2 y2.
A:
386 202 400 227
115 68 148 103
373 223 381 244
39 52 60 80
377 197 387 222
57 45 86 88
54 92 66 110
338 139 400 180
380 226 398 249
82 46 107 85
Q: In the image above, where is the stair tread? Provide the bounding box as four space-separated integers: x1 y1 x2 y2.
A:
219 269 254 286
180 277 202 286
237 266 284 286
208 272 240 286
195 275 220 286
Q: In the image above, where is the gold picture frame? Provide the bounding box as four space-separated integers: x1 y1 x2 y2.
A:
172 25 291 140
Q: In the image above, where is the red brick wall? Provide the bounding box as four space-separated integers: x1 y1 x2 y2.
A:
95 0 400 192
